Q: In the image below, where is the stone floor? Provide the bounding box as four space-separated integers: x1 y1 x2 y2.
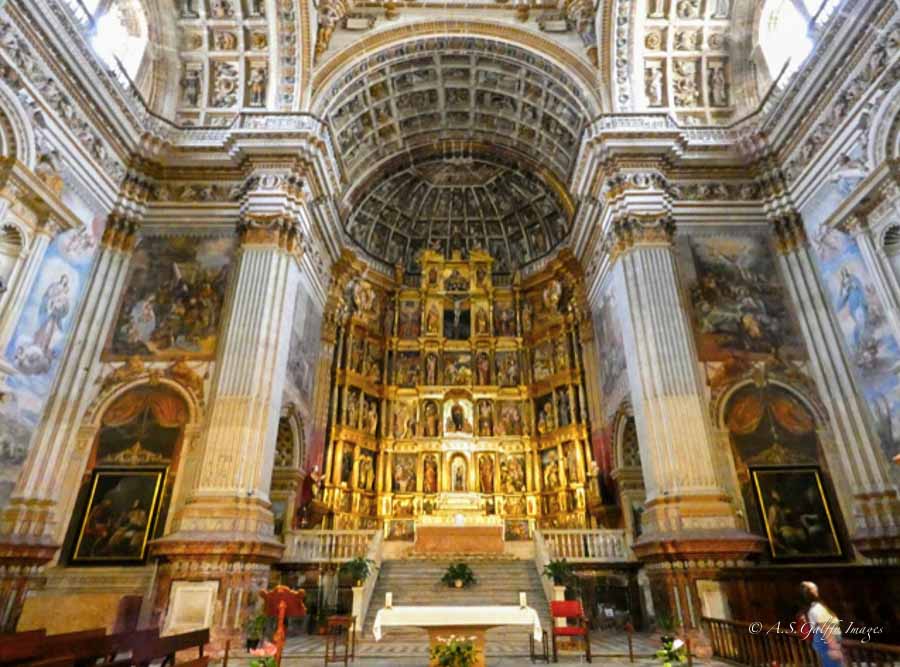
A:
219 630 733 666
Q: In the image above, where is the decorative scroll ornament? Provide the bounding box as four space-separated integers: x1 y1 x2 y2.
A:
166 358 204 398
608 214 676 261
100 356 146 392
99 441 168 465
238 214 304 256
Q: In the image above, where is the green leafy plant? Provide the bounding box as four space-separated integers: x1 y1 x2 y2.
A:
440 562 477 588
542 559 574 586
248 658 276 667
245 612 267 640
656 635 687 667
340 556 376 585
655 610 676 633
430 634 478 667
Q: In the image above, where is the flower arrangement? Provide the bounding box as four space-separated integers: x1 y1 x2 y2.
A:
249 640 277 667
656 635 687 667
440 562 477 588
430 634 478 667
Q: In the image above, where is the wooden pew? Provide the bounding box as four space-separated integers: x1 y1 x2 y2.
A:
132 629 209 667
0 629 46 664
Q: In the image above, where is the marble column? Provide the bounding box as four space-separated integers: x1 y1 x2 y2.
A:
0 214 137 631
773 213 900 555
152 212 303 646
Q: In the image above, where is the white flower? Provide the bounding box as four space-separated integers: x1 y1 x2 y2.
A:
672 639 685 651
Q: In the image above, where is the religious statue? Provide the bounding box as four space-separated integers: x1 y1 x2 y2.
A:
366 401 379 435
712 0 730 17
181 68 201 107
452 457 467 492
425 352 439 385
648 0 664 16
423 455 438 493
249 0 265 15
446 299 469 339
349 338 363 372
423 401 440 437
346 398 359 429
479 455 494 493
476 352 491 385
710 67 728 106
537 402 556 435
210 0 233 18
425 304 440 335
477 400 493 436
444 269 469 291
522 300 533 335
557 390 571 427
645 67 664 107
352 279 376 315
179 0 198 17
249 67 267 107
358 456 373 490
543 452 560 489
475 308 489 335
501 455 526 493
542 279 563 314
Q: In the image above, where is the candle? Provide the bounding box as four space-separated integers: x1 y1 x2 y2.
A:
386 592 393 609
519 592 527 608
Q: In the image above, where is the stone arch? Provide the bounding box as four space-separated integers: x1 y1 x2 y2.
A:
275 404 306 471
714 377 829 434
0 79 37 169
868 79 900 167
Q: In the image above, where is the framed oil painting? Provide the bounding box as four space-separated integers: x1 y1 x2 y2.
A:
72 469 166 564
751 466 841 560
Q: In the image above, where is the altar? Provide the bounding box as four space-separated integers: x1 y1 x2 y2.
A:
413 494 505 554
373 605 543 667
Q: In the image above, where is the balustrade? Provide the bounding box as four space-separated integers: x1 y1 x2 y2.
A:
282 530 376 563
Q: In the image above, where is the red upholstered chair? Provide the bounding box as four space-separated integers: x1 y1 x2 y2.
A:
259 586 306 666
549 600 592 663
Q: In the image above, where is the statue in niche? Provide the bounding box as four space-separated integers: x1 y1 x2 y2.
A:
712 0 730 18
210 0 233 18
497 402 524 436
477 400 493 436
533 344 553 381
249 0 266 15
475 308 489 335
494 303 516 336
425 352 439 385
249 67 267 107
425 304 440 335
501 455 526 493
537 401 556 435
542 279 563 314
710 67 728 106
479 455 495 493
346 394 359 428
555 338 569 371
542 450 560 489
522 300 533 335
645 67 664 107
648 0 664 16
382 299 395 338
565 443 579 483
392 402 415 439
181 68 201 107
423 454 439 493
340 450 353 484
475 352 491 385
451 457 467 492
557 390 571 427
496 352 520 386
475 265 488 287
179 0 198 17
358 455 374 490
444 269 470 291
423 401 440 437
366 400 378 435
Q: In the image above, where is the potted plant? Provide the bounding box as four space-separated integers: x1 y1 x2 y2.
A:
248 641 277 667
441 562 476 589
656 635 687 667
542 559 574 586
430 634 478 667
340 556 376 587
316 604 331 635
244 612 267 651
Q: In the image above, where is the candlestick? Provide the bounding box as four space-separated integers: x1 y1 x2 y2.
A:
519 592 527 608
386 592 393 609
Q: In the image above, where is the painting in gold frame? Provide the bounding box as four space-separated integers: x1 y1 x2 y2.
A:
72 468 166 564
751 466 841 560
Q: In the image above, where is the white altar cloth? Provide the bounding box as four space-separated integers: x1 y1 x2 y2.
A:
373 605 542 641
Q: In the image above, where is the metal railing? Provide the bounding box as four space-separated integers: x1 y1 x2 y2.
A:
539 529 633 562
282 529 376 563
705 617 900 667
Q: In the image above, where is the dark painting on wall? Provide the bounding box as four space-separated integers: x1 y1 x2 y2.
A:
105 236 234 359
751 466 841 560
71 469 166 564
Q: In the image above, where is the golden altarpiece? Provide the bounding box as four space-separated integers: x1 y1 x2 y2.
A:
319 248 599 537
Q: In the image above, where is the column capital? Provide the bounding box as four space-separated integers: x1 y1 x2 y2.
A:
237 213 305 258
607 213 676 262
100 213 140 252
772 211 808 254
601 170 672 202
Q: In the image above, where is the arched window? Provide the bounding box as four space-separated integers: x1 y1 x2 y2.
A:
759 0 815 82
84 0 149 80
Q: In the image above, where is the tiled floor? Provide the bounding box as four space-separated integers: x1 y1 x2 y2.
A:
219 630 733 666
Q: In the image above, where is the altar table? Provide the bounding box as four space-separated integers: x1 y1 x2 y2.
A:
373 605 542 667
413 525 504 554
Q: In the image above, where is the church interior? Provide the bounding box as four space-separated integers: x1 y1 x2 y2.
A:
0 0 898 663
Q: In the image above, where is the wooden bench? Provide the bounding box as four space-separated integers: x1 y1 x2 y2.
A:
0 629 46 664
132 629 209 667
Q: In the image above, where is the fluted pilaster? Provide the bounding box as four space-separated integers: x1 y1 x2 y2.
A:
773 212 900 555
